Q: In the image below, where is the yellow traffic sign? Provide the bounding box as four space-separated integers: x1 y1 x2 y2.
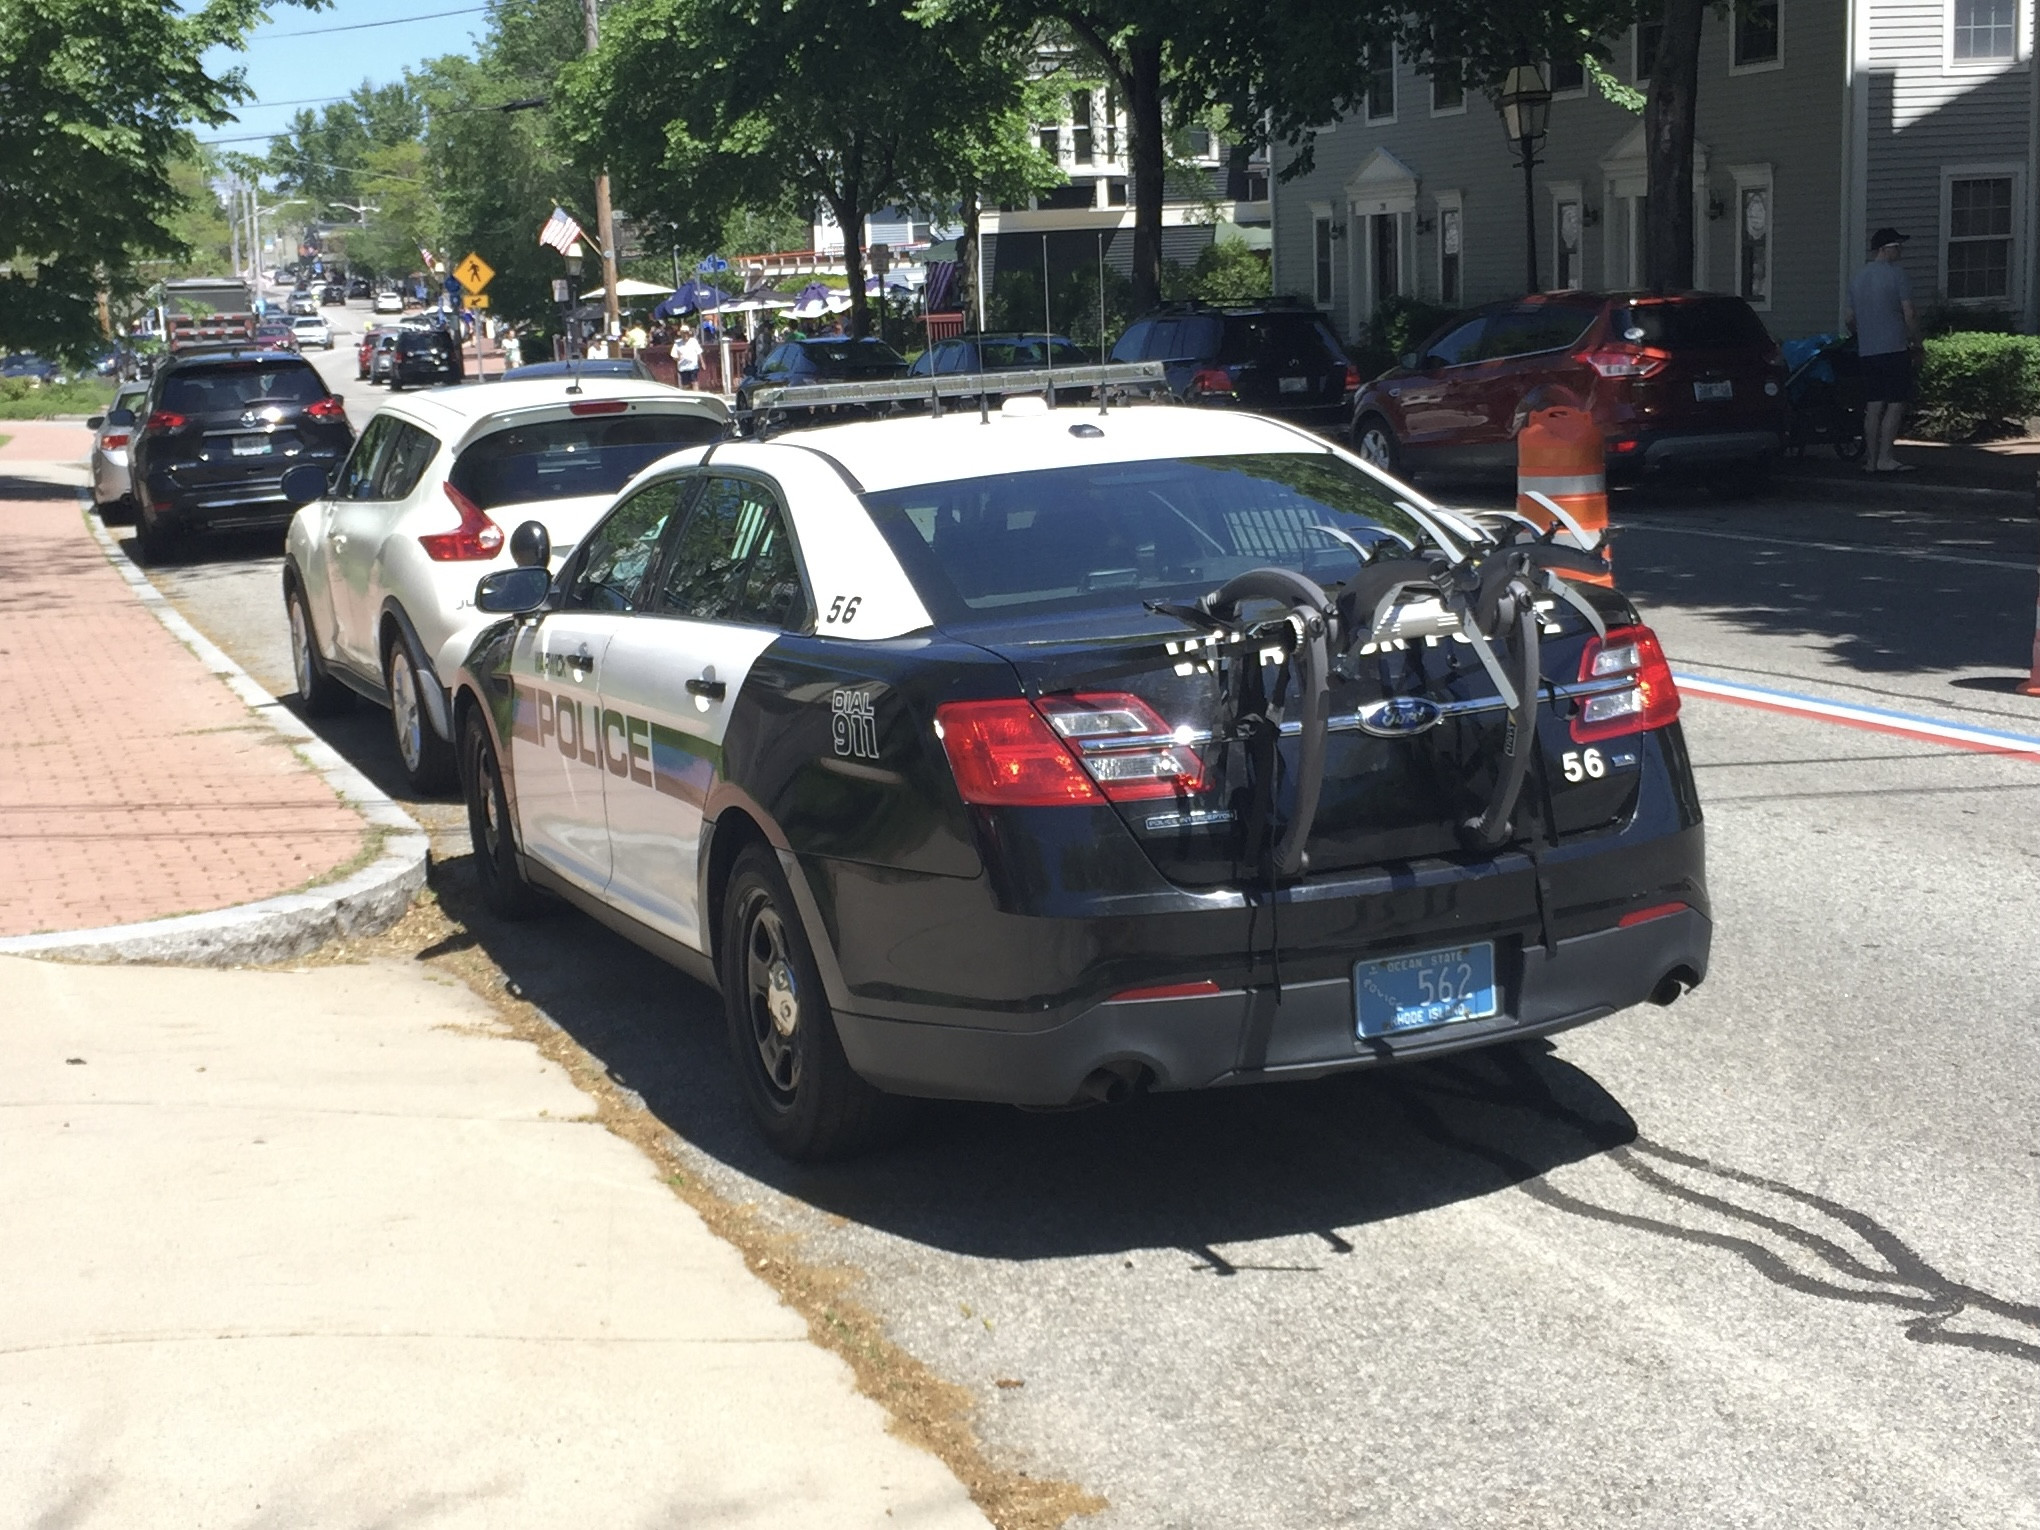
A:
462 294 490 310
454 251 495 295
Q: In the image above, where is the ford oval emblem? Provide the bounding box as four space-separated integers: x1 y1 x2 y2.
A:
1357 696 1444 738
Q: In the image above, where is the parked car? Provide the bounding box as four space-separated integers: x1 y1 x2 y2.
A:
369 331 401 384
373 290 406 315
128 350 354 562
318 283 345 306
1109 300 1358 430
357 326 386 380
87 381 152 522
1 352 60 384
254 321 300 354
287 289 319 317
500 357 660 383
280 377 730 790
348 278 372 300
734 337 911 420
906 333 1093 376
389 327 464 390
1348 291 1788 487
292 315 335 350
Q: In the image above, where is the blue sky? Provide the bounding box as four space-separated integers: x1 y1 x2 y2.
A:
197 0 491 160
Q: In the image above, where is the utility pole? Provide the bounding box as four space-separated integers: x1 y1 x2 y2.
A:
582 0 621 342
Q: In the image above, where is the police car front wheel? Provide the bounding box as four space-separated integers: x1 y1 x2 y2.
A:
461 708 541 920
720 845 907 1161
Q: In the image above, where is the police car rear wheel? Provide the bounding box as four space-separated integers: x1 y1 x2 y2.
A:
721 845 905 1161
384 636 457 794
462 708 540 919
288 586 351 717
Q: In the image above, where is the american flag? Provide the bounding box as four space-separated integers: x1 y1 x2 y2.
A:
538 206 586 254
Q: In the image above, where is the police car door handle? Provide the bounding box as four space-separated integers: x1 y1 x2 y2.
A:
566 646 595 674
686 675 726 701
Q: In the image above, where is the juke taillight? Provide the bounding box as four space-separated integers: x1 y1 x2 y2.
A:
417 481 506 562
1572 624 1680 743
936 692 1204 807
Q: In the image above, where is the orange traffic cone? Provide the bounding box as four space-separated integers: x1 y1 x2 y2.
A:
1517 406 1613 585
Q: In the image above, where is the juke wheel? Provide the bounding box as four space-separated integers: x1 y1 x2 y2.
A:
461 708 540 919
719 844 907 1161
384 634 458 794
287 585 352 716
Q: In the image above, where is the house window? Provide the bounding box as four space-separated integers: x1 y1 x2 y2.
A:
1952 0 2018 60
1555 200 1584 289
1734 172 1773 308
1245 170 1269 201
1039 125 1060 160
1439 205 1462 306
1313 215 1335 306
1947 175 2015 298
1071 93 1093 165
1104 94 1120 161
1185 126 1213 160
1734 0 1782 68
1636 22 1662 79
1549 57 1587 95
1105 178 1127 206
1366 48 1396 121
1432 59 1465 113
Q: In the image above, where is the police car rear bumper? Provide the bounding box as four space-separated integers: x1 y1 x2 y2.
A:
830 908 1712 1106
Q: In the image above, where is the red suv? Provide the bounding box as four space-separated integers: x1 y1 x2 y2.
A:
1349 292 1786 485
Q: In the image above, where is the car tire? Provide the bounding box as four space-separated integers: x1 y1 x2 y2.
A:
719 844 909 1161
1353 414 1403 477
461 706 542 920
134 501 182 564
96 493 135 527
383 632 458 794
287 582 352 717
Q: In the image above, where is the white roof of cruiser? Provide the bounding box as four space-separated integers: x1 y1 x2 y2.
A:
773 404 1336 495
378 375 730 436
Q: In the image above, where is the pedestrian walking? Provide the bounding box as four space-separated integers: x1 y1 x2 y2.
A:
672 324 703 388
1845 227 1922 474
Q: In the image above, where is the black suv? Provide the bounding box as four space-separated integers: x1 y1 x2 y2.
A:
734 336 910 421
128 350 353 562
389 326 464 390
1110 300 1357 429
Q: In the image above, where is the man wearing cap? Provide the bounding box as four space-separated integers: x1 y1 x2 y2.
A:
1846 228 1922 473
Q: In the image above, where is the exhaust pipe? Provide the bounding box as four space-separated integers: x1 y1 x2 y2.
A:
1073 1061 1149 1106
1649 966 1701 1007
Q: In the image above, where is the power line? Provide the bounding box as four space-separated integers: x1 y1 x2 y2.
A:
252 6 485 40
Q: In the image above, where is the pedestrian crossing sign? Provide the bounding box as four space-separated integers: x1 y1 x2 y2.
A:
454 252 495 296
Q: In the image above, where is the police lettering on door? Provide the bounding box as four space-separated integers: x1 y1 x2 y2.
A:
511 681 714 806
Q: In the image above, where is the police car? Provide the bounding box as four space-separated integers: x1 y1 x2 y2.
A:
452 367 1711 1159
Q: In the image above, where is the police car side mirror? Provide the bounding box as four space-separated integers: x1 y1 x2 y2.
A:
509 519 550 568
476 566 551 614
280 463 329 505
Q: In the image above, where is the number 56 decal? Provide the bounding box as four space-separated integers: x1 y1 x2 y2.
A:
826 595 862 624
1560 748 1607 783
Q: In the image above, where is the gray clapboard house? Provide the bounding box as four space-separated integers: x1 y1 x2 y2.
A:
1270 1 2039 346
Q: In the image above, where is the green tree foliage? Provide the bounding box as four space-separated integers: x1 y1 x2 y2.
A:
0 0 318 358
267 79 426 220
558 0 1050 338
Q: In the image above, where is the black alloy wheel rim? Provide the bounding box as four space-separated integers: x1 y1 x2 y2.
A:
473 736 504 862
742 893 802 1103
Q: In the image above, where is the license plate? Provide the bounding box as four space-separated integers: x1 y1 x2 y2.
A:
1354 942 1498 1039
1279 375 1309 394
1693 380 1733 402
231 434 270 456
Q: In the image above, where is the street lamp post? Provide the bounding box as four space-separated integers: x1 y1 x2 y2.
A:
1498 64 1553 295
561 243 584 359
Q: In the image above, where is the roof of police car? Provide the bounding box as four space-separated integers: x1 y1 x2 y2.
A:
766 404 1339 495
381 374 729 431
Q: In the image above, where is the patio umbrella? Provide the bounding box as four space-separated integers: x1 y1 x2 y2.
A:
789 281 837 319
653 279 735 318
578 276 675 300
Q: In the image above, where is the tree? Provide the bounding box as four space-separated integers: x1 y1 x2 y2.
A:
0 0 318 358
558 0 1045 339
1642 0 1705 292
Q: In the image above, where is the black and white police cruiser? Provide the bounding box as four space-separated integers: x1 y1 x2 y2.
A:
453 363 1711 1159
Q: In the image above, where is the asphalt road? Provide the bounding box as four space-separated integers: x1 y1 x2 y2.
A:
131 327 2040 1527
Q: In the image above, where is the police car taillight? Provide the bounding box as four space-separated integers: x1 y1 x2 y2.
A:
936 693 1204 807
1572 624 1680 743
419 482 506 562
1037 693 1206 801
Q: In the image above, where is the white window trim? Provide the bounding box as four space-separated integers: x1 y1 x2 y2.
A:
1547 181 1585 290
1434 191 1464 305
1430 64 1468 117
1729 163 1776 311
1945 0 2031 72
1367 45 1398 124
1309 200 1336 311
1939 162 2026 305
1548 59 1590 101
1729 0 1785 75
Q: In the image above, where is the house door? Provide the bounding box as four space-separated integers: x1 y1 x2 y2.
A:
1372 214 1400 307
1625 194 1648 286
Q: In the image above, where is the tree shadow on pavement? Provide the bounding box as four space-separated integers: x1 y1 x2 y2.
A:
425 853 1635 1263
0 474 86 502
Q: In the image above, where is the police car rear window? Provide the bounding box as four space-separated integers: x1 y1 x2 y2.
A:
864 453 1425 617
448 413 721 511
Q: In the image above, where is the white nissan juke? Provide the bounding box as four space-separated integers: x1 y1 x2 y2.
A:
282 376 730 790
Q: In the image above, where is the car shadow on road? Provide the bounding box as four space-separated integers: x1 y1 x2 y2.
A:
422 852 1636 1264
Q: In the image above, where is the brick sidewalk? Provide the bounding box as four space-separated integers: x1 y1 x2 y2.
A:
0 426 370 937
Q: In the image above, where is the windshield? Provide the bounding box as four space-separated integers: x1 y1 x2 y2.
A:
863 453 1425 619
799 340 905 371
448 412 723 510
161 363 325 411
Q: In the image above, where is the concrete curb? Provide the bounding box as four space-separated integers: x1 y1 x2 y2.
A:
1773 470 2032 513
0 495 429 965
